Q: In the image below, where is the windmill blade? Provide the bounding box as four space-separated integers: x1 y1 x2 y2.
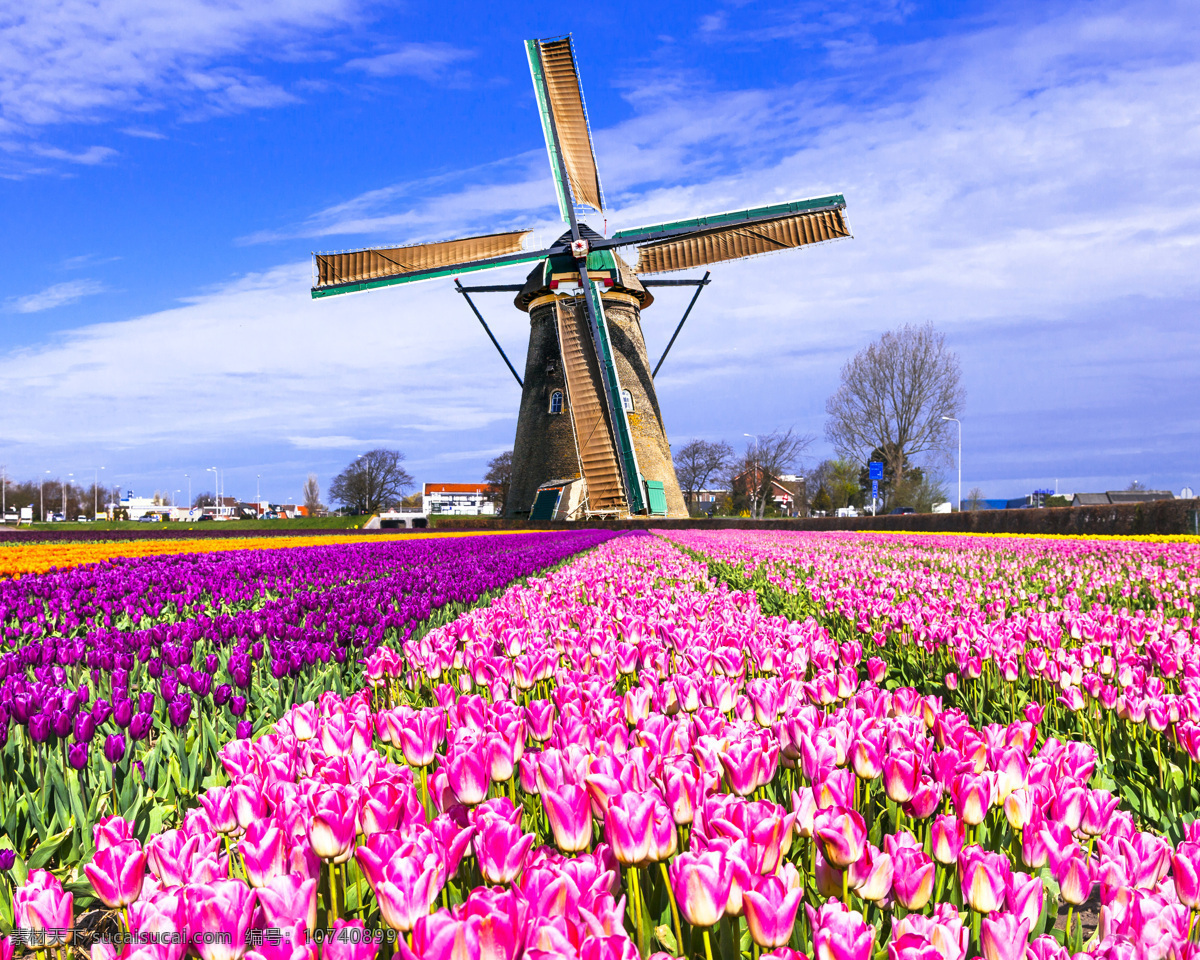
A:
526 36 604 218
312 230 545 298
607 195 850 274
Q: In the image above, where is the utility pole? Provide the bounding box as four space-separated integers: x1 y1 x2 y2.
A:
40 471 49 523
941 416 962 512
65 473 72 520
743 433 761 519
185 474 191 510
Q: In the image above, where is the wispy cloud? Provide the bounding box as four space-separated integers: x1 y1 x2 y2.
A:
287 435 365 449
120 127 167 140
28 144 118 165
8 279 107 313
344 42 474 82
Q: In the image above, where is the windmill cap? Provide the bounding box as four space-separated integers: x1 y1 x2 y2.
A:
514 224 653 312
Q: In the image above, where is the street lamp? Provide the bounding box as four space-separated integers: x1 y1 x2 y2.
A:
208 467 219 515
941 416 962 512
40 470 50 523
743 433 761 519
94 467 104 520
184 474 191 511
256 474 261 517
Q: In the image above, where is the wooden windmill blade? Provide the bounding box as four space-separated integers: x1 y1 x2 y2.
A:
311 229 548 297
609 195 851 275
526 36 605 218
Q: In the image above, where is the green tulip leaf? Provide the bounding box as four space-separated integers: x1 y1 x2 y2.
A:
27 828 72 871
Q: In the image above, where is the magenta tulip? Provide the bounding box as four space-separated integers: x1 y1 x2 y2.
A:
239 821 287 888
605 792 656 866
445 744 490 805
84 838 147 908
185 879 256 960
669 850 730 928
931 814 965 865
542 784 592 853
814 806 866 867
376 856 442 933
1173 842 1200 909
743 875 804 949
322 920 380 960
475 817 535 885
810 901 874 960
883 750 920 804
979 912 1030 960
256 874 318 943
893 846 936 910
959 846 1009 914
1006 872 1044 929
307 786 357 863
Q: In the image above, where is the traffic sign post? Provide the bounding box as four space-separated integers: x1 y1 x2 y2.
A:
869 462 883 515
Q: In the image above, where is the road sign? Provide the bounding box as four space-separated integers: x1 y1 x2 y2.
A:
869 461 883 481
871 479 879 497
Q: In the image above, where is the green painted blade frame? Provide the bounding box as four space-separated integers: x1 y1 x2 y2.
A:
526 39 572 225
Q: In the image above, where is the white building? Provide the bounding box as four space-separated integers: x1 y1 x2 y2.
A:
422 483 497 516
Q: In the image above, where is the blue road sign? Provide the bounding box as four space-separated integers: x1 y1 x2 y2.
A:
869 461 884 481
872 479 879 497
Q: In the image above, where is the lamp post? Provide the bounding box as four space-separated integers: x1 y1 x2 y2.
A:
208 467 219 515
184 474 191 510
743 433 761 519
941 416 961 512
40 471 49 522
256 474 261 517
93 467 104 520
65 473 73 520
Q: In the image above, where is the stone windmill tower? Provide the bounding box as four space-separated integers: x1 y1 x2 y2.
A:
311 36 851 519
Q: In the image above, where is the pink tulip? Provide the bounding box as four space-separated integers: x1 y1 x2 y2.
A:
186 879 256 960
1080 790 1120 837
894 903 968 960
850 733 884 780
322 920 379 960
445 744 490 805
1173 841 1200 909
930 815 964 865
893 846 936 910
979 912 1030 960
307 786 357 863
84 838 147 908
661 761 705 825
376 855 441 933
256 874 318 943
475 817 535 885
15 871 74 943
950 772 993 826
848 844 894 902
93 816 135 851
605 792 656 865
198 787 239 835
128 893 187 960
1006 872 1044 929
542 783 593 853
669 850 729 928
743 875 804 949
1052 849 1093 905
959 846 1009 913
814 806 866 867
809 900 874 960
239 821 287 888
883 750 920 804
1002 789 1034 831
399 709 445 767
888 934 944 960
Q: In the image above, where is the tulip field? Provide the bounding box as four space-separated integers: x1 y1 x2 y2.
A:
3 529 1200 960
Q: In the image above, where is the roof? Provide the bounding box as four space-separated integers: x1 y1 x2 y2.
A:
1106 490 1174 503
424 483 491 495
1072 493 1111 506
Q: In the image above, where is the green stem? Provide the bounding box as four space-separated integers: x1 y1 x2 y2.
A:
660 861 684 958
702 928 715 960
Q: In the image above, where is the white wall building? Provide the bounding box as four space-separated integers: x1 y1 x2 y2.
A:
422 483 497 516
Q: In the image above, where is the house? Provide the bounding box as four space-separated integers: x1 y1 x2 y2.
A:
422 483 497 516
1072 491 1175 507
730 468 807 517
686 487 729 516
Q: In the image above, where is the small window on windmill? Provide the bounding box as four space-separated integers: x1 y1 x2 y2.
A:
549 391 563 414
621 390 634 412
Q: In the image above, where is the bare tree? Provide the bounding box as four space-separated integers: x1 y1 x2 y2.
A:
484 451 513 514
825 322 964 487
673 440 733 505
329 449 414 515
734 429 814 519
303 474 323 516
193 491 216 508
1127 480 1146 492
966 486 986 511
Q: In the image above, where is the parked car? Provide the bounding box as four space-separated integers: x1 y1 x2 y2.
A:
76 515 89 522
889 506 916 515
137 514 161 522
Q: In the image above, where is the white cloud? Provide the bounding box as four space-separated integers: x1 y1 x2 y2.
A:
8 279 107 313
344 42 473 81
287 435 366 449
28 144 118 165
0 0 360 138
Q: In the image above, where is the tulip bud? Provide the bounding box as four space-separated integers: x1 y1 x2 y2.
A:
103 734 126 764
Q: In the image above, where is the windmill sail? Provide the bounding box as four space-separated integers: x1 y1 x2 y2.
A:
312 230 540 297
611 196 851 275
526 37 604 216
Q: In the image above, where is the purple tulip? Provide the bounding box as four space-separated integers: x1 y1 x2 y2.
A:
167 694 192 729
29 714 51 743
113 698 133 728
138 691 155 713
91 699 112 726
213 684 232 707
51 710 73 739
68 742 90 769
236 720 253 739
229 695 247 717
0 848 15 871
129 712 153 741
103 734 126 764
159 677 178 702
204 654 219 673
73 712 96 743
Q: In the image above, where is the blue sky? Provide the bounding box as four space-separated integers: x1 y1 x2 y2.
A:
2 0 1198 505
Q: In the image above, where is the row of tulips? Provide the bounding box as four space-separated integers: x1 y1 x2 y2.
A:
661 530 1200 837
0 530 614 890
7 529 1197 960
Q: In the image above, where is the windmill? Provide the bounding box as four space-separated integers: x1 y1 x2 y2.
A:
311 35 851 520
